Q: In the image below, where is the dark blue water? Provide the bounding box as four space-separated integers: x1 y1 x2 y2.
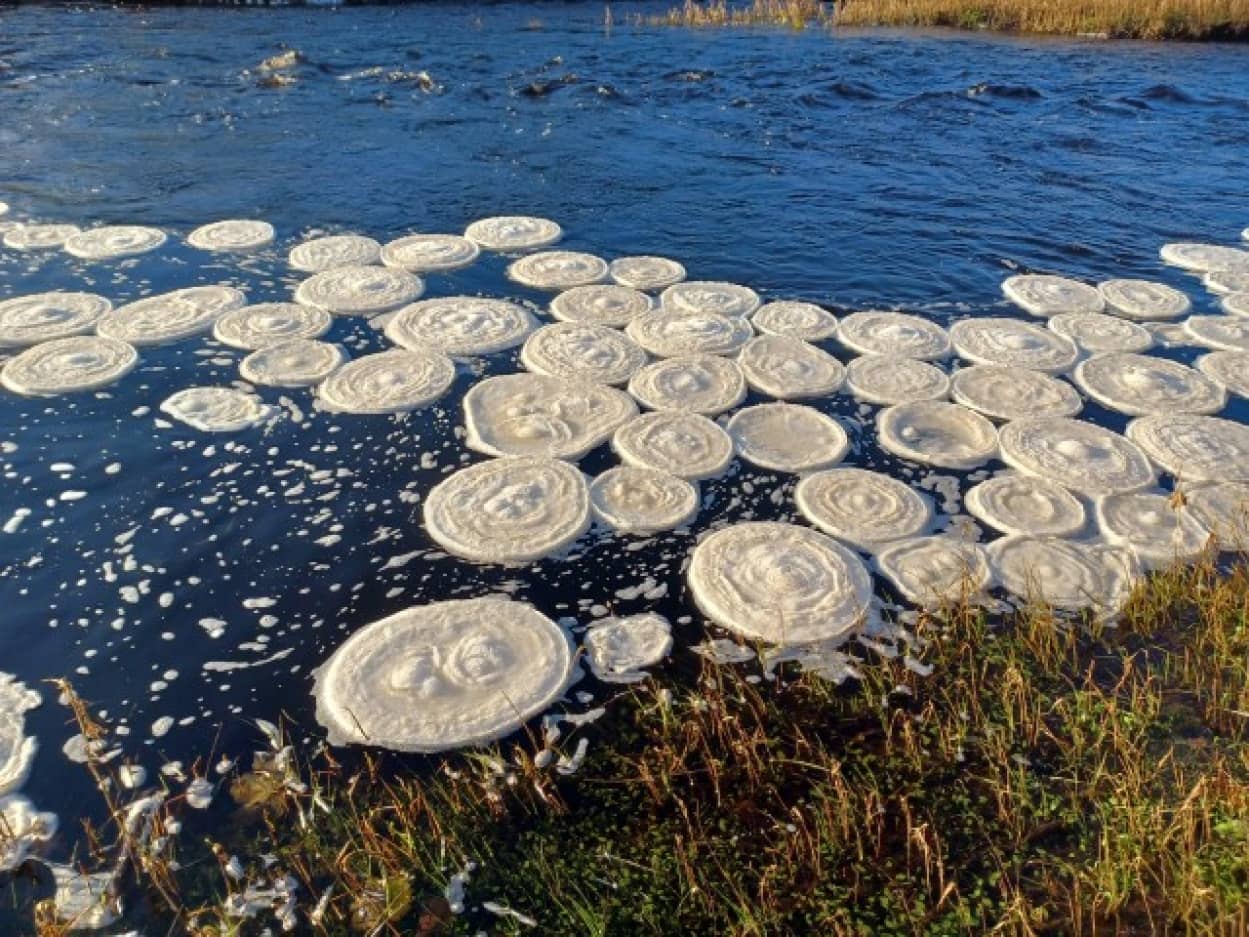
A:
2 3 1248 920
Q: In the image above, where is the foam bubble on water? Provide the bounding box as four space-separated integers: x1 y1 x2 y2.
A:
1196 351 1249 399
837 311 950 360
1 335 138 395
728 403 849 473
0 674 40 797
608 255 686 291
0 794 58 871
1096 490 1210 569
464 373 636 460
999 417 1155 495
312 597 576 751
626 309 753 357
843 355 949 405
317 347 454 414
295 265 423 316
288 234 382 272
950 365 1082 421
1160 242 1249 273
520 322 648 385
751 301 839 341
737 334 845 399
424 457 591 563
464 216 562 252
3 223 81 250
589 466 698 533
965 473 1086 537
1048 312 1153 354
0 292 112 348
186 219 275 252
1188 482 1249 544
875 536 990 605
97 285 247 346
612 411 733 480
626 354 746 414
1002 274 1104 318
877 401 998 470
240 340 347 388
659 281 760 318
549 284 652 327
986 536 1139 612
1204 270 1249 295
583 613 672 683
212 302 332 350
506 251 609 290
160 387 274 432
950 317 1078 374
1183 315 1249 352
1220 292 1249 318
1097 279 1191 320
385 296 536 356
380 233 480 274
1126 413 1249 484
1073 352 1225 416
795 467 933 552
688 521 873 645
63 225 166 261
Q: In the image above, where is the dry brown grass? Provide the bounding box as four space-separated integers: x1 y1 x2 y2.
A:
654 0 833 28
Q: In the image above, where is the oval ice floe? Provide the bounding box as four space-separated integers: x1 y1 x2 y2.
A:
609 255 686 291
1097 279 1191 320
737 334 845 399
295 265 424 316
1183 315 1249 352
876 401 998 470
317 347 454 414
964 473 1086 538
186 219 275 252
520 322 649 386
625 310 754 357
627 354 746 415
986 536 1138 612
583 613 673 683
288 234 382 273
612 410 734 480
464 215 562 252
950 317 1078 374
1073 352 1225 416
240 339 346 388
589 465 699 533
949 365 1082 421
1196 351 1249 399
1096 490 1210 569
688 521 873 645
160 386 273 432
506 251 609 290
0 292 112 348
875 536 990 605
212 302 333 350
660 280 760 318
728 403 849 473
64 225 166 261
794 467 933 552
312 597 575 752
1221 292 1249 318
837 311 950 360
1204 270 1249 295
1 336 138 395
1160 242 1249 273
3 223 81 250
998 417 1155 495
1048 312 1153 354
423 456 591 563
549 284 652 327
97 285 247 346
0 673 41 797
1002 274 1104 318
385 296 537 356
1126 413 1249 484
380 233 480 274
751 301 839 341
844 355 949 405
1188 482 1249 543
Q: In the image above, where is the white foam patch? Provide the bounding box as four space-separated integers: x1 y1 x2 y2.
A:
795 467 933 552
612 411 734 480
1196 351 1249 399
317 347 454 414
464 373 637 460
1 335 138 395
212 302 333 350
1160 242 1249 273
1097 279 1191 320
520 322 648 385
295 265 423 316
385 296 537 356
688 521 873 645
240 340 346 388
727 403 849 472
1205 270 1249 295
187 219 275 252
1184 315 1249 351
1224 293 1249 317
837 311 950 360
583 613 672 683
626 309 753 357
0 795 58 871
999 417 1155 495
0 674 40 796
986 536 1138 612
380 234 480 274
950 317 1078 374
63 224 166 261
312 597 575 752
627 354 746 414
609 255 686 291
1188 482 1249 543
1096 491 1210 569
288 234 382 272
46 861 119 930
877 401 998 470
3 223 80 250
737 334 845 399
464 215 562 251
589 466 698 533
751 301 839 341
160 387 273 432
1003 274 1104 317
844 355 949 405
1048 312 1153 354
949 365 1082 421
965 473 1086 537
1073 352 1226 416
875 536 990 605
1126 414 1249 484
506 251 609 290
0 292 112 347
549 285 652 327
660 281 760 318
423 457 591 563
97 285 247 346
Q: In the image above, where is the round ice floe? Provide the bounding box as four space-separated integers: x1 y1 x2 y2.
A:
507 251 609 290
751 301 839 341
949 317 1078 374
583 614 673 683
1188 482 1249 543
950 365 1082 421
626 310 753 358
1003 274 1104 318
1073 353 1225 416
0 292 111 347
0 795 58 871
877 401 998 470
96 285 247 346
1 336 138 395
1184 315 1249 351
380 234 480 274
186 219 275 252
612 411 734 480
1048 312 1153 354
986 536 1138 611
727 403 849 472
838 311 950 360
295 265 423 316
464 373 636 460
288 234 381 273
1143 321 1192 350
1205 270 1249 295
1097 279 1190 320
1126 414 1249 484
520 322 648 385
609 255 686 291
464 216 562 252
965 474 1086 538
424 457 591 563
385 296 536 356
875 537 990 605
795 467 932 551
844 355 949 405
0 202 6 216
317 347 455 414
64 225 166 260
627 354 746 415
1222 293 1249 318
311 597 575 752
160 387 272 432
1096 491 1210 568
998 417 1154 495
737 335 845 399
660 281 760 318
211 302 332 350
549 285 652 327
589 466 698 533
0 674 40 796
688 521 873 645
3 223 80 250
241 340 346 388
1161 242 1249 273
1196 351 1249 399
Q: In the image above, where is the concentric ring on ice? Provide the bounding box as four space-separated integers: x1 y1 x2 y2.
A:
751 301 839 341
1097 279 1191 320
0 292 112 347
950 317 1078 374
844 355 949 405
877 401 998 470
240 339 346 388
1224 293 1249 317
160 386 272 432
212 302 333 350
583 614 673 683
187 219 275 252
1096 491 1210 568
520 322 648 385
1196 351 1249 399
625 310 753 358
727 403 849 473
998 417 1155 495
612 411 734 480
609 256 686 291
838 311 950 360
464 216 562 252
380 234 481 274
295 265 424 316
1126 414 1249 484
3 224 80 250
506 251 609 290
589 466 698 533
1002 274 1104 318
737 335 845 399
64 225 166 261
627 354 746 415
875 537 990 605
1188 483 1249 543
1205 270 1249 295
288 235 382 273
1073 353 1225 416
1160 242 1249 273
965 474 1086 537
949 365 1082 421
317 347 455 414
1183 315 1249 352
1048 312 1153 354
1 336 138 395
660 281 760 318
96 285 247 346
986 536 1138 612
549 285 652 327
794 467 933 552
385 296 537 356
